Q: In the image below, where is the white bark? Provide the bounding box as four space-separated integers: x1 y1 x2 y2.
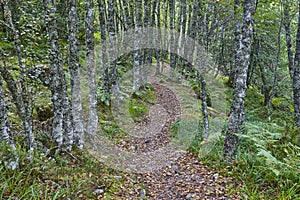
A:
45 0 74 148
3 0 34 152
0 74 18 170
223 0 255 161
68 0 84 148
86 0 98 136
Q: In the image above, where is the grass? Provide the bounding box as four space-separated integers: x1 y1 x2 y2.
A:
198 136 300 199
2 63 299 199
190 84 300 200
170 67 300 199
0 147 142 199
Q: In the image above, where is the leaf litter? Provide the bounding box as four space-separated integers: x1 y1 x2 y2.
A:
88 79 241 199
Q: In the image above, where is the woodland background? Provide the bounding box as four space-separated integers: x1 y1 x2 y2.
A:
0 0 299 199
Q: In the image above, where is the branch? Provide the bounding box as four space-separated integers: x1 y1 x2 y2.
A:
0 20 13 31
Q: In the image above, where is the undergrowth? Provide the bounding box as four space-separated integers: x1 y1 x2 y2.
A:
128 83 157 122
193 86 300 199
0 146 141 199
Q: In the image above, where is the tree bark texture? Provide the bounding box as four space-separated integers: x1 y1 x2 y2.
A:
223 0 255 161
133 0 142 92
0 73 18 170
45 0 74 148
168 0 176 80
86 0 98 136
2 0 34 151
284 0 300 144
68 0 84 148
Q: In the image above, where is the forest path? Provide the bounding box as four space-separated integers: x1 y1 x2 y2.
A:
137 72 238 199
88 65 239 199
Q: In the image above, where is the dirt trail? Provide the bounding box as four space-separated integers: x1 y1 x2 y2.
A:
138 77 238 199
87 73 239 199
87 82 185 173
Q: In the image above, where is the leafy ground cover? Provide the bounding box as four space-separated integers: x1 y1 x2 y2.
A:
1 63 299 199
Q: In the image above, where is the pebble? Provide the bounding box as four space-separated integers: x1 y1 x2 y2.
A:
140 189 147 197
93 189 104 195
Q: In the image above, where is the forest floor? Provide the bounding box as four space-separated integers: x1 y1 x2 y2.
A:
2 63 298 199
1 63 242 199
86 64 241 199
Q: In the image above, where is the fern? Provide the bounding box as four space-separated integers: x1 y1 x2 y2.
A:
239 122 300 183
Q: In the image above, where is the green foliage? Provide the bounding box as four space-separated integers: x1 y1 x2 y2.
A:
128 83 157 122
128 99 149 122
97 89 111 107
170 119 181 138
141 83 157 104
195 82 299 199
241 122 299 181
99 120 127 141
245 87 264 109
198 121 300 199
0 142 18 168
0 147 141 199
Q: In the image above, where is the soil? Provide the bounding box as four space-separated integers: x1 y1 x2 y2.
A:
97 74 240 199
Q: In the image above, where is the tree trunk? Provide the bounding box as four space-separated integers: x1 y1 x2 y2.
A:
293 1 300 144
129 0 135 28
197 1 209 139
162 0 169 63
200 76 209 139
168 0 176 80
2 0 34 152
0 73 18 170
68 0 84 148
229 0 242 86
179 0 187 57
283 0 294 80
185 0 197 58
98 0 110 95
86 0 98 136
121 0 131 28
223 0 255 161
107 0 120 96
133 0 142 92
155 0 162 75
45 0 74 148
183 0 210 141
174 0 184 81
284 0 300 144
143 0 151 65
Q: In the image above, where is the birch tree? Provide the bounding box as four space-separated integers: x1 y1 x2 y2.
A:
133 0 142 92
98 0 109 95
143 0 151 65
293 1 300 145
1 0 34 152
86 0 98 136
223 0 255 160
44 0 74 148
68 0 84 148
168 0 176 80
108 0 120 95
154 0 162 75
121 0 131 29
179 0 187 59
284 0 300 145
229 0 242 85
0 73 18 170
195 1 209 140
